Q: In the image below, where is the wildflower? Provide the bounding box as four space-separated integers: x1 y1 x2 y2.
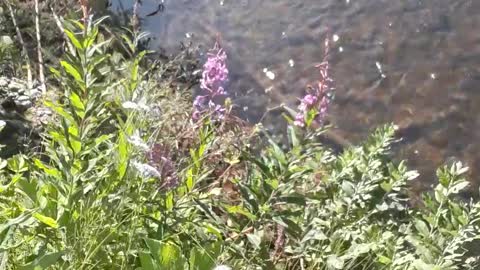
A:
274 225 285 256
132 161 162 179
201 45 228 95
128 131 149 151
193 40 229 120
294 37 334 127
193 95 207 108
122 101 150 111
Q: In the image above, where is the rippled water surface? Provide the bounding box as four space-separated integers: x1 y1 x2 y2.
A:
112 0 480 191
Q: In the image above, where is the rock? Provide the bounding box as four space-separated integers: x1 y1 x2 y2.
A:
0 77 8 87
8 81 25 91
0 76 43 158
0 118 32 158
15 95 32 109
17 100 32 109
29 88 42 99
16 95 30 102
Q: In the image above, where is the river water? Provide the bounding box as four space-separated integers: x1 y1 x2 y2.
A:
111 0 480 193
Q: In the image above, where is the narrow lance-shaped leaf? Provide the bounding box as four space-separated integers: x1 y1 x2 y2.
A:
32 213 58 229
19 252 64 270
64 29 83 50
69 92 85 119
60 60 83 82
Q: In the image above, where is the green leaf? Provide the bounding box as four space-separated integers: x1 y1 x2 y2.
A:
450 181 469 194
34 159 61 179
84 25 98 49
282 104 298 118
246 232 262 249
145 239 185 270
165 192 174 211
49 67 62 78
44 100 75 124
69 92 85 119
276 195 306 206
245 155 273 179
189 242 221 270
0 214 33 235
121 34 135 53
16 178 38 203
186 168 194 191
236 181 259 213
117 132 128 179
64 29 83 50
280 217 303 238
225 205 256 221
60 61 83 82
19 251 63 270
204 224 223 239
378 255 392 265
94 134 114 147
129 51 146 92
68 125 82 154
414 219 430 237
194 199 223 224
139 252 158 270
326 255 345 270
344 243 372 259
341 181 355 196
7 155 28 173
287 125 300 148
32 213 58 229
380 181 393 192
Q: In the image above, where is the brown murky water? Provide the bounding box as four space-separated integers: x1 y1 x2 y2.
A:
112 0 480 192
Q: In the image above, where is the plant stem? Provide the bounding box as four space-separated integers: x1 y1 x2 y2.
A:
35 0 46 93
132 0 141 34
50 4 76 56
6 0 33 89
79 0 89 27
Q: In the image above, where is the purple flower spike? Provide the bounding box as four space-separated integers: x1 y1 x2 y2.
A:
193 40 229 121
303 94 318 106
294 113 306 127
294 37 334 127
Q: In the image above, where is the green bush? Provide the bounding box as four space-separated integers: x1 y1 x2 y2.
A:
0 17 479 270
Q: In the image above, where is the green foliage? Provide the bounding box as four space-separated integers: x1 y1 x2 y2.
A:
0 15 478 270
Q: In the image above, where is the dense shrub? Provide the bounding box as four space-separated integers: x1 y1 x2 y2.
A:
0 15 479 270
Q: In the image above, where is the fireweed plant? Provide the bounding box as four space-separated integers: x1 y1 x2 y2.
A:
0 10 479 270
193 41 229 121
294 38 333 128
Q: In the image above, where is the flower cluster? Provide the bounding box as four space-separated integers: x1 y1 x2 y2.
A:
193 41 229 120
294 38 334 127
131 138 179 191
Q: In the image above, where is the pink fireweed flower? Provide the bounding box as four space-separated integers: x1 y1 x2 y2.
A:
193 40 229 120
294 37 334 127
